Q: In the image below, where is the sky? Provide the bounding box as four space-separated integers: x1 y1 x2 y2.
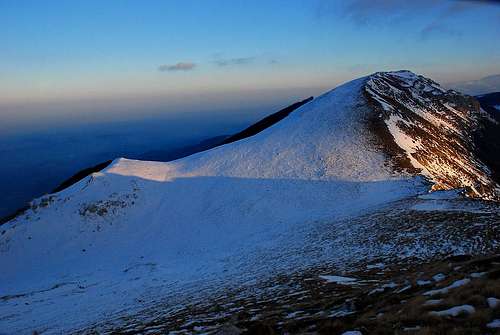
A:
1 0 500 130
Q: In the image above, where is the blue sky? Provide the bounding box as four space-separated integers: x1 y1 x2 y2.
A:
1 0 499 114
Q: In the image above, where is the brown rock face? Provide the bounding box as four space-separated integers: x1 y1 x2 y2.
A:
364 70 499 200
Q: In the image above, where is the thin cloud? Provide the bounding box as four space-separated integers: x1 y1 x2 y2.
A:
313 0 500 51
324 0 437 25
316 0 499 26
316 0 493 40
158 62 196 72
419 21 463 40
457 0 500 4
418 1 472 40
213 57 255 67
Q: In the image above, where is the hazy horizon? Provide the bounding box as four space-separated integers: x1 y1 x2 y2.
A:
2 0 500 130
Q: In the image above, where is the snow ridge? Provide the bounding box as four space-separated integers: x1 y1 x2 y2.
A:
0 75 422 334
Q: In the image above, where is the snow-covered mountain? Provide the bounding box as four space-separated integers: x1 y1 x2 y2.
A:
0 71 498 334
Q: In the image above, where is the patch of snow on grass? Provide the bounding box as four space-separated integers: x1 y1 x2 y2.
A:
366 262 385 269
383 282 398 289
429 304 475 317
424 299 443 306
424 278 470 296
487 297 500 309
470 272 487 278
487 319 500 328
319 275 358 285
285 311 303 319
432 273 446 282
417 280 432 286
396 285 412 293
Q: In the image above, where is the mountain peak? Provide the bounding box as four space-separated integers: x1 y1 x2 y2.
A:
365 70 499 200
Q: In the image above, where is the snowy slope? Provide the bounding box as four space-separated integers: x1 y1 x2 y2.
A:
0 71 497 334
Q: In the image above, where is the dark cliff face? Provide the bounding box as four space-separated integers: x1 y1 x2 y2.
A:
364 71 499 200
475 92 500 187
476 92 500 121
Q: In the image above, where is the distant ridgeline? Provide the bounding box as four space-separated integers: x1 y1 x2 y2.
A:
221 97 314 145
